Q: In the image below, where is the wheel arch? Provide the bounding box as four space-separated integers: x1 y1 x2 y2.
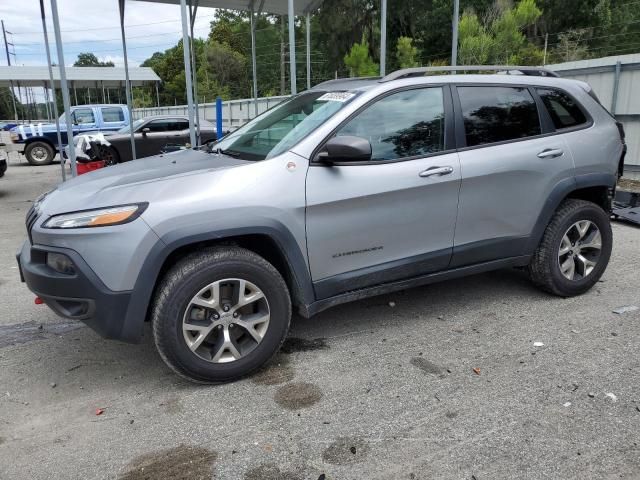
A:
122 226 314 341
525 173 616 255
24 136 56 149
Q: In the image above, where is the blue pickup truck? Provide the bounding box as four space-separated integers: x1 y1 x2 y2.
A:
9 104 129 165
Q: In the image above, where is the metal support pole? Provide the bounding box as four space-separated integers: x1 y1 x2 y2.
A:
43 82 51 121
118 0 137 160
543 33 548 66
101 81 105 103
380 0 386 76
287 0 297 94
107 88 110 103
155 82 160 108
39 2 65 180
50 0 76 177
73 82 78 105
216 96 223 139
306 12 311 89
451 0 459 66
189 0 201 145
180 0 197 147
250 1 259 116
611 60 621 115
2 20 18 122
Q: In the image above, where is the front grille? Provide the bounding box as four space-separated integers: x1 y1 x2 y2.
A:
25 204 39 243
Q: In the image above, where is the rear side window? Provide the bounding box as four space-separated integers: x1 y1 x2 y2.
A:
537 88 587 129
101 107 125 122
337 87 445 161
458 86 540 147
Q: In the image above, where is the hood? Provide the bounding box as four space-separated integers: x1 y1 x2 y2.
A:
41 149 249 216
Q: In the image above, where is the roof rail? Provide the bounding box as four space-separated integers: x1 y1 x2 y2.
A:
312 76 381 89
380 65 559 82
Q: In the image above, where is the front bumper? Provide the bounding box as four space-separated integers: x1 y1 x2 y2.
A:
17 241 142 343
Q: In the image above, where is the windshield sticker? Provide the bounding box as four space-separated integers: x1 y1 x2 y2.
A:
318 92 355 102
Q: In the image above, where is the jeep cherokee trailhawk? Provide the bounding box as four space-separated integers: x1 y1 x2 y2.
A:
18 66 626 383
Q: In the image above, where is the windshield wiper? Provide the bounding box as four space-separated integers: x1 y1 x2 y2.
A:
215 148 241 158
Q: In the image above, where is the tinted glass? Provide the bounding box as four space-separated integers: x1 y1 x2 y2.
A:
101 107 124 122
147 120 172 132
537 88 587 129
458 86 540 147
171 120 189 131
72 108 95 124
337 87 445 161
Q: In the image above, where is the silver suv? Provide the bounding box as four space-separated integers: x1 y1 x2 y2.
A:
17 66 626 383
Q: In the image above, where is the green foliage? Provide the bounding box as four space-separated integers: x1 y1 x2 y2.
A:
73 53 114 67
458 0 543 65
344 42 378 77
396 37 420 68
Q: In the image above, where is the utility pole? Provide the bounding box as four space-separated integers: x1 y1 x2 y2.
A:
451 0 459 67
543 33 549 66
2 20 18 121
280 16 285 95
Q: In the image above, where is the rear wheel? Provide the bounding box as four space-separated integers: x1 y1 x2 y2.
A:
528 199 612 296
152 247 291 383
25 141 54 166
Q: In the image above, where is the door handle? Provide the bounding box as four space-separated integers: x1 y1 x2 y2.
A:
537 148 564 159
419 166 454 178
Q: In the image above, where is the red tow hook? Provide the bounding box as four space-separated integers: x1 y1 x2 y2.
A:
34 297 44 305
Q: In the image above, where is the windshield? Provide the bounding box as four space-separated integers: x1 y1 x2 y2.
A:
211 91 359 160
117 119 145 134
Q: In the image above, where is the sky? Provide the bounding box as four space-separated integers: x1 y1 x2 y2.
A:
0 0 216 69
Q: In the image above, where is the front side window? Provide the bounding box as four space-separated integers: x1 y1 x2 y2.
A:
336 87 445 161
458 86 540 147
72 108 95 124
101 107 124 123
169 120 190 131
146 120 173 132
212 91 359 160
537 88 587 129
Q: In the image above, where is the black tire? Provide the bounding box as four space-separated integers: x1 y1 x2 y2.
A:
101 146 120 166
151 246 291 383
25 141 54 166
528 199 612 296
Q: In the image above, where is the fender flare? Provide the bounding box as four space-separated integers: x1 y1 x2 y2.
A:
525 172 616 254
120 223 314 342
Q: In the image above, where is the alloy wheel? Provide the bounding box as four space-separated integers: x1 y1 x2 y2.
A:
182 278 270 363
557 220 602 281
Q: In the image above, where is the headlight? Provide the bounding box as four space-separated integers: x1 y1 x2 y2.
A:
10 132 19 142
42 203 148 229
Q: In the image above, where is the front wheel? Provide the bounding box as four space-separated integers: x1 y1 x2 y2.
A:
151 247 291 383
528 199 612 296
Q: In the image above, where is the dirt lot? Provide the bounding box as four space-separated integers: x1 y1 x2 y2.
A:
1 161 639 480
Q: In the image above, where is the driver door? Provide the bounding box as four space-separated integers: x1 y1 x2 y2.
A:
305 86 461 299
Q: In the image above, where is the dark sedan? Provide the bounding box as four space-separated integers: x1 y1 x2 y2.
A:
77 115 217 164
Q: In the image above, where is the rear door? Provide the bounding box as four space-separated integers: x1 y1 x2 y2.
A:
305 86 461 298
450 84 575 267
99 106 127 132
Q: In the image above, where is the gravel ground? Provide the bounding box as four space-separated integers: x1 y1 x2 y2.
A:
0 162 639 480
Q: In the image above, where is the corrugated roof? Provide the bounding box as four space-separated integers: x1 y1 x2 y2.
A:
133 0 322 16
0 66 160 88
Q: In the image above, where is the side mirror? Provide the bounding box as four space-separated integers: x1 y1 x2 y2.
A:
141 127 150 136
317 136 372 163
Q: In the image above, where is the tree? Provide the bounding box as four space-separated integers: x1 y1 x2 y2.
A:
344 41 378 77
73 52 115 67
458 0 543 65
396 37 420 68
